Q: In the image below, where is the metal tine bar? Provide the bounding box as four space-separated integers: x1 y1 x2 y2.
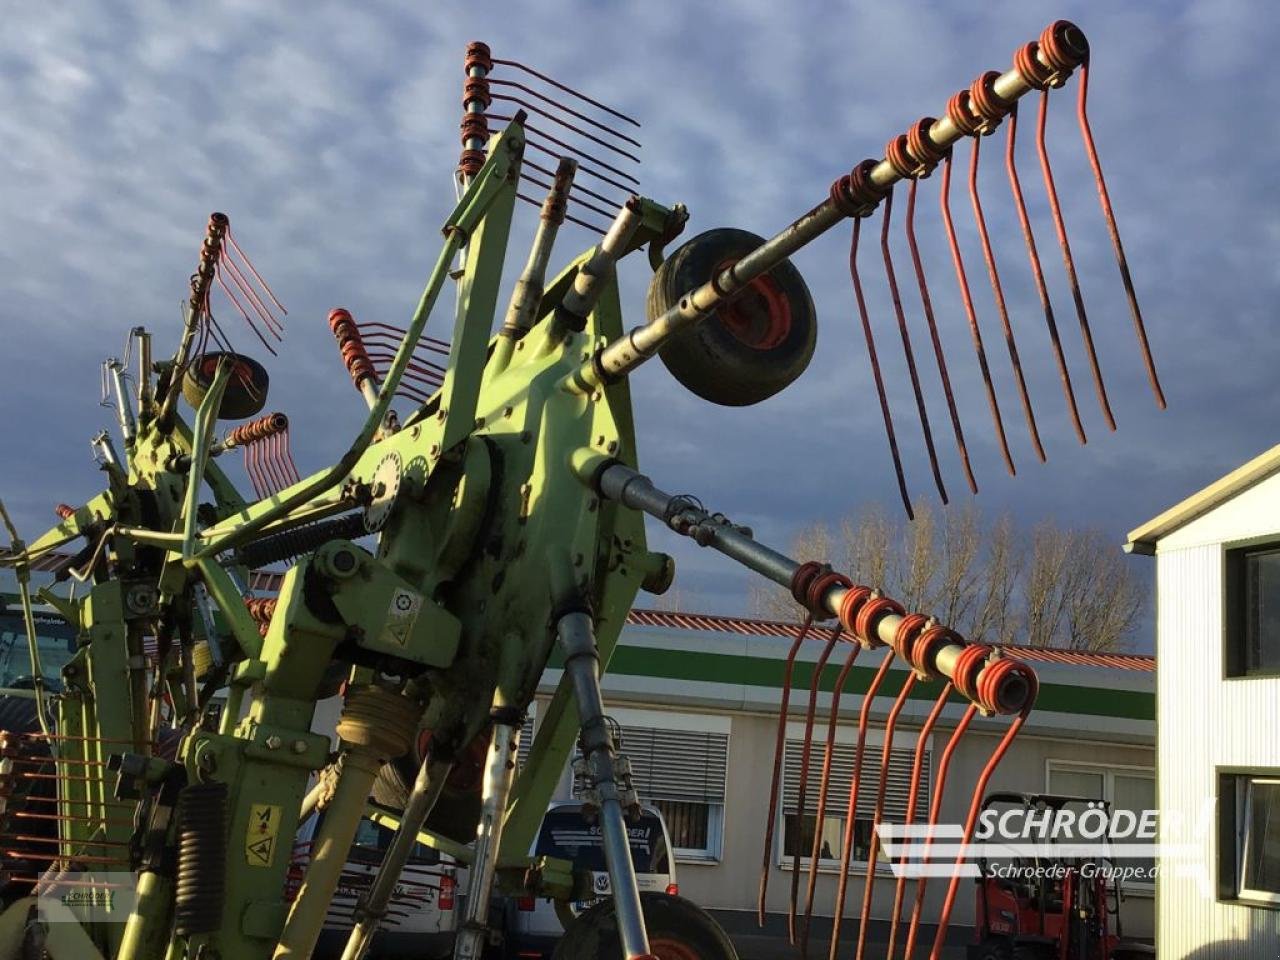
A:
485 115 640 185
363 350 447 378
902 704 978 959
851 219 914 520
940 151 1015 475
1006 104 1087 444
491 94 640 162
929 709 1034 959
215 272 279 357
828 651 897 960
906 179 978 494
355 322 450 354
12 733 138 745
882 190 948 503
969 135 1046 461
282 428 302 484
1076 62 1165 409
757 617 814 925
800 641 864 957
886 682 955 959
266 433 290 495
1035 89 1115 431
224 227 287 315
786 627 843 945
523 158 629 211
516 191 609 234
855 672 920 960
525 138 639 194
519 172 617 222
489 78 642 148
491 57 641 128
220 248 283 339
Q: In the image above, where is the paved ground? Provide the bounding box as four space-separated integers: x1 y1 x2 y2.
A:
712 912 969 960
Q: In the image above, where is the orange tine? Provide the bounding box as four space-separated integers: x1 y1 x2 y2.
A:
1035 89 1115 431
968 135 1046 462
881 190 948 503
786 627 844 944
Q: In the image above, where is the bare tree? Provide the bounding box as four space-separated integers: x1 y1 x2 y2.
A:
750 504 1144 652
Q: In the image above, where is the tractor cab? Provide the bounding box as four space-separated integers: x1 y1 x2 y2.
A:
969 792 1155 960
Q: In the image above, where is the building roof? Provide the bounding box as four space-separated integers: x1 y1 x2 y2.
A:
1126 441 1280 554
627 608 1155 672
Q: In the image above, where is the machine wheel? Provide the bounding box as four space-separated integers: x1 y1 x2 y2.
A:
371 755 483 844
182 351 269 420
552 892 737 960
647 228 816 406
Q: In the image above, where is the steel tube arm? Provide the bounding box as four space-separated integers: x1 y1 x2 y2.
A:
567 25 1086 391
593 461 1034 715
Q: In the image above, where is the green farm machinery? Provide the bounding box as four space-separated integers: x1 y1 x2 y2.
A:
0 20 1159 960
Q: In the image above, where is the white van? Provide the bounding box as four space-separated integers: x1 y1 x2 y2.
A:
499 800 677 959
291 812 458 959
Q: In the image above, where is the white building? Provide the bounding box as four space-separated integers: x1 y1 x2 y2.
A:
1128 444 1280 956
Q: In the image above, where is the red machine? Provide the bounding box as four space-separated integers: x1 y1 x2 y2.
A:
969 793 1155 960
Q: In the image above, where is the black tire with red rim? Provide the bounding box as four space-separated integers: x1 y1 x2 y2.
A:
647 228 816 407
181 350 270 421
552 892 738 960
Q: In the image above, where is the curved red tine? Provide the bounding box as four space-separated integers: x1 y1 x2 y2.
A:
905 179 978 495
241 440 261 500
1006 104 1087 445
851 219 914 520
881 190 948 504
758 616 814 925
827 650 896 960
485 114 641 187
224 228 287 315
282 428 301 485
1035 89 1115 431
886 682 955 958
219 248 283 339
519 172 617 221
800 642 864 956
1076 63 1165 409
490 94 640 162
355 321 451 354
855 672 919 960
268 433 290 494
488 79 643 149
515 190 610 234
902 703 978 960
940 151 1015 476
928 709 1033 959
968 136 1046 462
787 627 844 944
525 138 638 196
490 57 641 129
215 272 277 357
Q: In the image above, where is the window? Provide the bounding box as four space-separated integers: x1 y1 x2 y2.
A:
1219 773 1280 906
780 738 929 871
572 721 729 862
1225 544 1280 676
1046 761 1156 889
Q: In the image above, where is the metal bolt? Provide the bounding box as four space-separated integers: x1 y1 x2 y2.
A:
292 740 308 754
332 549 357 573
430 444 440 458
265 735 283 750
503 406 514 418
606 441 618 454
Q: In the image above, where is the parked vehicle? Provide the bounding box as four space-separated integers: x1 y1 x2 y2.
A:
499 800 677 959
291 812 458 959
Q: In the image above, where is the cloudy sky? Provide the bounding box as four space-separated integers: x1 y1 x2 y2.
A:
2 1 1276 641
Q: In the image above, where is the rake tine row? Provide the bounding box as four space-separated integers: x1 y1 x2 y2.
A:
844 21 1159 514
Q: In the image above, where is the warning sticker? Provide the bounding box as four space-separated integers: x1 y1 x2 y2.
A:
381 587 423 648
245 803 281 868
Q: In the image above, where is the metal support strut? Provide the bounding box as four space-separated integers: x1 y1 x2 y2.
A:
452 705 524 960
555 611 653 960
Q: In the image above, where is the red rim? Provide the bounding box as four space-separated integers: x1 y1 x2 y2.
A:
647 938 703 960
714 258 792 351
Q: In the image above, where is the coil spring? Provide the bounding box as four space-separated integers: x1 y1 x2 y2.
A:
328 308 376 391
173 781 227 937
235 512 366 570
227 412 288 446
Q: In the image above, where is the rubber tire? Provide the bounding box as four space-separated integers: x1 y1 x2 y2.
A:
552 892 738 960
182 351 269 421
647 228 816 407
370 758 483 844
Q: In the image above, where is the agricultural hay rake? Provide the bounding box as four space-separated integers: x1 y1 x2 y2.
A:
0 19 1157 960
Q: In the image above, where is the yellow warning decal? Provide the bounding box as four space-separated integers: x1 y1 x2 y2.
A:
245 803 281 868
